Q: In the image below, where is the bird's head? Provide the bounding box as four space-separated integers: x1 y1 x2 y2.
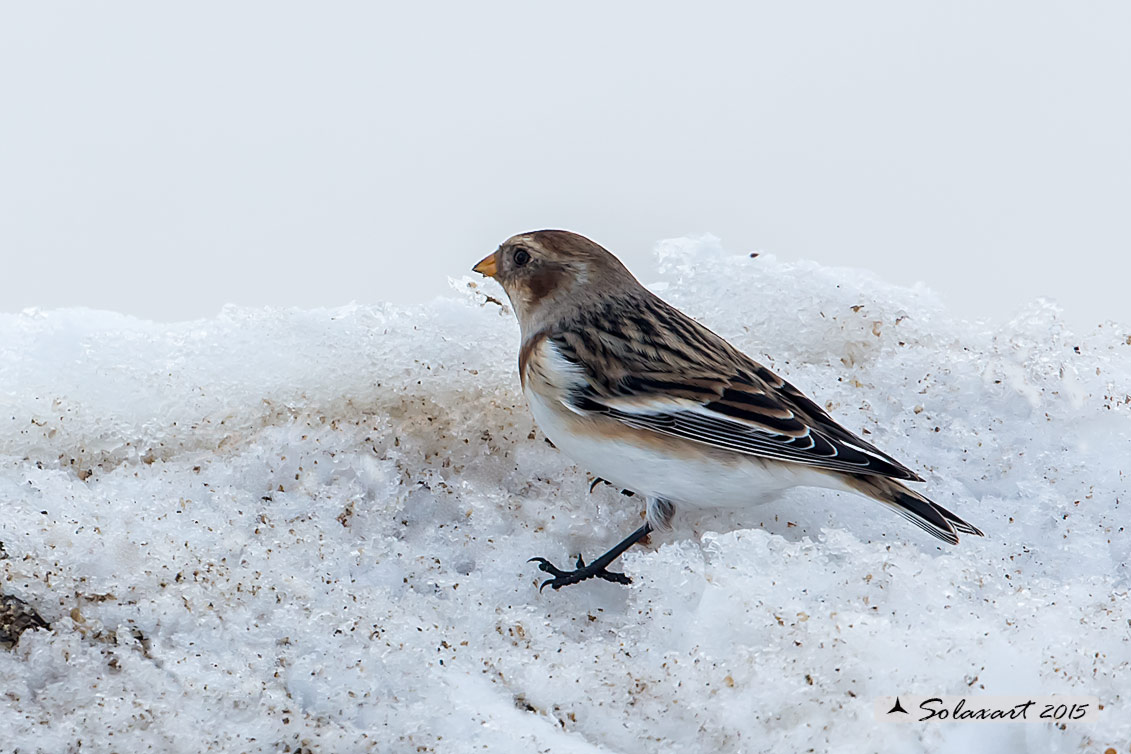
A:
473 230 638 333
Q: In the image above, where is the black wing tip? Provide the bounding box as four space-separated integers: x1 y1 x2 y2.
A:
929 499 984 538
906 510 960 545
881 488 966 545
942 514 984 538
863 445 925 483
879 466 924 483
898 502 985 545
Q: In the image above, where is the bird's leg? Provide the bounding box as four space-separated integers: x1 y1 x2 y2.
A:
529 523 653 591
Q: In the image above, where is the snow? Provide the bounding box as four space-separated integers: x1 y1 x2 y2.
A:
0 236 1128 753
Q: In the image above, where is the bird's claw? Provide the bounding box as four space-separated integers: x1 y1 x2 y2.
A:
527 555 631 591
588 477 636 497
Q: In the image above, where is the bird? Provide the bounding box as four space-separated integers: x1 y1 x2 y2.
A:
472 230 983 590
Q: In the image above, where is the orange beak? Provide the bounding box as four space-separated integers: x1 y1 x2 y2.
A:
472 251 498 278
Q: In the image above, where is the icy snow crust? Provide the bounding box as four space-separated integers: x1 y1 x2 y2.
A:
0 236 1128 753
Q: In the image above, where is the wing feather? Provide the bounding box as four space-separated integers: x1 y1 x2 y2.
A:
548 294 924 483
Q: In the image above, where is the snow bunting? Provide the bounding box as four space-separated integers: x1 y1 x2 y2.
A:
474 230 982 590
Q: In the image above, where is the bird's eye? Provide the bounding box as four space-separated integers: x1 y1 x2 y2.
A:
513 248 531 266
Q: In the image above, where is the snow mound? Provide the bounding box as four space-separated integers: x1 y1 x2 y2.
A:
0 237 1128 753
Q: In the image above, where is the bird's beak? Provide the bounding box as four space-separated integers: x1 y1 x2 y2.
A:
472 251 498 278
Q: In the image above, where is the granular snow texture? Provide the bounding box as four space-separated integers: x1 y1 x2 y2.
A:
0 236 1128 753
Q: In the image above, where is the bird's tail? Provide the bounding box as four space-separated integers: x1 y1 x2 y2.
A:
846 475 984 545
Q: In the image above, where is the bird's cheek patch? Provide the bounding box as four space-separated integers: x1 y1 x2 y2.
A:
524 267 564 303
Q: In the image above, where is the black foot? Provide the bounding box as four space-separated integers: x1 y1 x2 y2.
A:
528 554 632 591
587 477 636 497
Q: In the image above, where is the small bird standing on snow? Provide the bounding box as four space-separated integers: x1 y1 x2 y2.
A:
473 230 982 590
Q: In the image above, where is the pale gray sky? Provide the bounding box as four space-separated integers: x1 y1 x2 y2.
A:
2 2 1128 329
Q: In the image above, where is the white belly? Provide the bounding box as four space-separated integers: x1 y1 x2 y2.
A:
525 389 840 510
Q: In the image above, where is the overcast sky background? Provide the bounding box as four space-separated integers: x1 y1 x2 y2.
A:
2 2 1128 330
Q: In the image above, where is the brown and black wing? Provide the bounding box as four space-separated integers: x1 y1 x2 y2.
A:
549 293 923 482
